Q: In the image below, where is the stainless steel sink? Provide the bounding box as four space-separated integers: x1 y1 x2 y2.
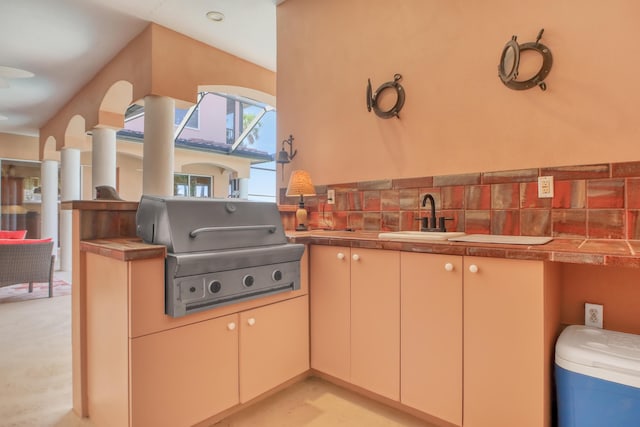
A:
378 231 466 242
447 234 553 245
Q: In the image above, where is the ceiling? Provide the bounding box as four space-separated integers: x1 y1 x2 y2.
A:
0 0 279 138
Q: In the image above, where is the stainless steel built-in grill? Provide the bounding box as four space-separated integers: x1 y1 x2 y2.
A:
136 195 305 317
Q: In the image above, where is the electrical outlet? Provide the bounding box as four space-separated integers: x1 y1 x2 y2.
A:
585 303 603 328
327 189 335 205
538 176 554 198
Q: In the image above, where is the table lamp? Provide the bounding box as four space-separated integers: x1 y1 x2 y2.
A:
286 170 316 231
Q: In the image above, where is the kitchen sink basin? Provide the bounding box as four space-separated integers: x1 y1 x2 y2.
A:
378 231 466 242
447 234 553 245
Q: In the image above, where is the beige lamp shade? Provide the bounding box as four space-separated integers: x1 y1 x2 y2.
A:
286 170 316 197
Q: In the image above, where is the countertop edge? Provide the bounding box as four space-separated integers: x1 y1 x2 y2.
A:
78 232 640 268
287 231 640 268
80 239 166 261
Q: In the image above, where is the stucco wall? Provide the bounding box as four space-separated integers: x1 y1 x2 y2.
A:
276 0 640 185
0 133 46 161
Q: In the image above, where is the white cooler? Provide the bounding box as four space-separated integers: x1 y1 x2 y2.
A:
555 325 640 427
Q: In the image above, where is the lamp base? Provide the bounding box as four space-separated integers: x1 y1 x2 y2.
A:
295 205 308 231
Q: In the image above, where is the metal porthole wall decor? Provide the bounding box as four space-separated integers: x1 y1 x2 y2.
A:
498 29 553 91
366 73 405 118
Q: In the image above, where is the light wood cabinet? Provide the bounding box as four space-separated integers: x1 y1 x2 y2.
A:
84 249 309 427
309 245 400 401
400 252 462 426
463 256 560 427
130 296 309 427
239 296 309 403
310 245 350 381
310 247 560 427
350 247 400 400
130 314 239 427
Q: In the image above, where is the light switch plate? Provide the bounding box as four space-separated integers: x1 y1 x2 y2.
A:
538 176 554 198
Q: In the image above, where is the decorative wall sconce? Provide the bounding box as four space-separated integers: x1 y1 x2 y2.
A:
366 74 405 118
276 134 298 179
498 29 553 91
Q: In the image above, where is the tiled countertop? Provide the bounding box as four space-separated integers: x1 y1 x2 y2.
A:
80 238 165 261
79 232 640 268
287 230 640 268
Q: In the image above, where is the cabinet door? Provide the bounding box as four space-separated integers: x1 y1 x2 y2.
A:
401 253 462 426
309 245 351 380
463 256 546 427
351 248 400 400
130 314 239 427
239 295 309 403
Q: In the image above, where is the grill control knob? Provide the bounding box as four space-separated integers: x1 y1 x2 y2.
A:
243 275 255 287
209 280 222 293
272 270 283 281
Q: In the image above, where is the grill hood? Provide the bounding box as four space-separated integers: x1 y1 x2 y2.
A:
136 195 289 253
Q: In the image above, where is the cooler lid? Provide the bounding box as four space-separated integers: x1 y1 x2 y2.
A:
555 325 640 388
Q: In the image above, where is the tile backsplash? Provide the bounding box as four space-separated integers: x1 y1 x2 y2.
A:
279 161 640 240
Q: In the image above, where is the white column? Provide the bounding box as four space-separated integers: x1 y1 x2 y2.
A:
143 95 175 196
91 127 117 198
40 160 59 255
60 148 80 272
239 177 249 199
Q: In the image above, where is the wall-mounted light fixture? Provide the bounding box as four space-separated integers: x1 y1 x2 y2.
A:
276 134 297 179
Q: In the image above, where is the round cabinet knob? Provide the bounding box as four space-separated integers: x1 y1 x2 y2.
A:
444 263 454 272
247 318 256 326
469 264 479 273
272 270 283 281
352 254 360 261
209 280 222 293
227 322 236 331
242 275 254 287
337 252 345 260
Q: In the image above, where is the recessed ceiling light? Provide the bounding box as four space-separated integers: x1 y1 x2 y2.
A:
206 11 225 22
0 66 34 89
0 66 34 79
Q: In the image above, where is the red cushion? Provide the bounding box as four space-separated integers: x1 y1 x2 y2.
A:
0 237 52 245
0 230 27 239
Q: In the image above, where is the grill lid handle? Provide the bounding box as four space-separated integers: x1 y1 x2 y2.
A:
189 225 277 237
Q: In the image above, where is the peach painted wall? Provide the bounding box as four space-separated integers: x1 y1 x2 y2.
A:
560 263 640 335
150 25 275 106
41 23 275 157
0 133 40 160
277 0 640 185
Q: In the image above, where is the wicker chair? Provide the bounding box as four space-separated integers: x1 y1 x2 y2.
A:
0 240 55 297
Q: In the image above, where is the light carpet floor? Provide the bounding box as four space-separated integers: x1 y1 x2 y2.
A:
0 292 434 427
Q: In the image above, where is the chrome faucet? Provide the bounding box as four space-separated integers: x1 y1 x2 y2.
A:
418 193 452 232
